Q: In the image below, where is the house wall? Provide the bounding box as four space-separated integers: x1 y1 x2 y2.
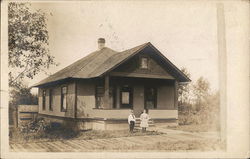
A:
76 80 96 118
112 53 174 79
76 80 134 118
157 84 175 109
76 78 176 119
38 82 76 118
133 85 144 116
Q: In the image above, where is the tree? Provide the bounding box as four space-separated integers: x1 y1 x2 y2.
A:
178 67 191 111
193 77 210 111
9 83 38 126
8 2 57 88
9 85 38 107
8 3 57 127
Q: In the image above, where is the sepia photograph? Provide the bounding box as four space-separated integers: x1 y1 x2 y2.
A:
1 0 249 158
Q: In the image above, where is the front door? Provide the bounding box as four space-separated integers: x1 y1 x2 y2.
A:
120 85 133 109
144 87 157 109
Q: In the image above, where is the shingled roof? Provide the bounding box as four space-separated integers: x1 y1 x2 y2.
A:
33 42 190 87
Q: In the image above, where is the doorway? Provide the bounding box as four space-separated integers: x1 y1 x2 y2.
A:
144 87 157 109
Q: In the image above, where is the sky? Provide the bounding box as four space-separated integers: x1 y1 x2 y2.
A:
28 1 221 93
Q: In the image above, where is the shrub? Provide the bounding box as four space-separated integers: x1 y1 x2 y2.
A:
19 118 51 134
10 118 79 143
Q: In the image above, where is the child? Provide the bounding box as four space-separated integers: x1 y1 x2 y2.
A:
140 109 149 132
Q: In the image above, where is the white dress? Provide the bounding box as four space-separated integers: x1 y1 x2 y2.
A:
140 113 149 128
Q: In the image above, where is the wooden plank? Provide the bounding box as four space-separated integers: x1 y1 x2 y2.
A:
110 72 174 80
63 140 86 151
65 140 88 151
54 140 78 152
116 85 120 108
28 143 46 152
77 140 98 150
103 75 110 109
174 80 178 109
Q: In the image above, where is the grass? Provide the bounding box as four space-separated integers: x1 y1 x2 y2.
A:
75 129 162 140
9 128 163 144
10 126 226 152
169 124 219 133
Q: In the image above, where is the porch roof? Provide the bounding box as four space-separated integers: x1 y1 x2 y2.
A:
33 42 190 87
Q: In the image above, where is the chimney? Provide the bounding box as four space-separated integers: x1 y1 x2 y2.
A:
98 38 105 50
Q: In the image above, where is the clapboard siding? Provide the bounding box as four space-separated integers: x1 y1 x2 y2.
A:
38 82 76 118
157 85 175 109
112 53 174 79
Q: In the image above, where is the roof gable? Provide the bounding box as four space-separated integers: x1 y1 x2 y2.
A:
110 51 175 80
33 42 190 87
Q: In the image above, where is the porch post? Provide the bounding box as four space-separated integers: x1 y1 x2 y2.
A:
174 80 178 109
103 75 110 109
116 85 120 109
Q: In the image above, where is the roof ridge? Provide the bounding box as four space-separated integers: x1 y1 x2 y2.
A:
88 42 150 77
71 47 117 78
118 42 149 53
33 41 190 87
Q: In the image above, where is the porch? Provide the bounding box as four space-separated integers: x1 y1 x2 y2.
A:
92 76 178 117
91 109 178 119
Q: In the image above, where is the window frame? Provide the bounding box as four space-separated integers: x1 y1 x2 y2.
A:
120 85 133 109
144 86 157 109
49 89 53 111
140 56 149 69
95 86 104 109
61 86 68 112
95 85 115 109
42 90 46 110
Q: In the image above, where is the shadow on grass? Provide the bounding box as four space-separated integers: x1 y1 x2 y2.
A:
10 126 163 144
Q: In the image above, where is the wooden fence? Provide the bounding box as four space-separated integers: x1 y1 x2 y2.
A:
18 105 38 126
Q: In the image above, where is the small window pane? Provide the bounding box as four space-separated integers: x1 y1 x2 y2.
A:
62 87 67 94
62 95 67 110
49 89 53 111
121 92 130 104
61 86 67 111
42 90 46 110
141 57 148 68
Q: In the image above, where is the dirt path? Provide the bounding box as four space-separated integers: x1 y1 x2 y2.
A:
10 129 221 152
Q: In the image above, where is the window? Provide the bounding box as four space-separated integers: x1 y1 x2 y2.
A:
144 87 157 109
42 90 46 110
95 86 114 109
121 92 130 104
49 89 53 111
140 57 148 69
120 85 133 109
61 86 67 112
96 86 104 109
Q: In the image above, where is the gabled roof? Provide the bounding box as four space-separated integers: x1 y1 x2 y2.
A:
33 42 190 87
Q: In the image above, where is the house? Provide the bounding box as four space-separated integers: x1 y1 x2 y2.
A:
33 38 191 130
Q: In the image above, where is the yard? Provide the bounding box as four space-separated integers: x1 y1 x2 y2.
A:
169 124 219 133
9 124 225 152
10 128 162 144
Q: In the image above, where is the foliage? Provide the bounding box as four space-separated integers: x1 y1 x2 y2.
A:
178 87 220 129
177 68 220 131
9 84 38 109
19 118 51 134
170 124 219 132
8 2 57 88
193 77 210 111
178 67 192 110
10 123 162 144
